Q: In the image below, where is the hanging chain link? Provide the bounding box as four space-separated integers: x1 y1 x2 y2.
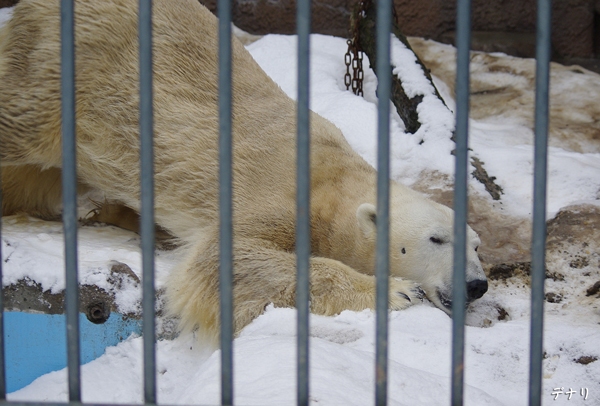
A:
345 0 399 97
344 0 370 97
344 39 364 97
344 45 353 90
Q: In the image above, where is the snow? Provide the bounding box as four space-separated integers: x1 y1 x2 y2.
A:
0 7 11 27
2 6 600 405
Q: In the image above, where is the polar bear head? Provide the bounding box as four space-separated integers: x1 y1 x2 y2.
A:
356 186 487 314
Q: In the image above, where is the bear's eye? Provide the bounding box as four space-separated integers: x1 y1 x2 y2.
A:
475 246 479 252
430 237 444 244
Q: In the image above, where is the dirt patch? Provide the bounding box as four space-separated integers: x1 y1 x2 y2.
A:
487 262 564 283
574 356 598 365
408 37 600 154
545 205 600 283
545 292 563 303
489 262 532 280
547 205 600 249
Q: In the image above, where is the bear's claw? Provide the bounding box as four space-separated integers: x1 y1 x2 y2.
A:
414 286 426 301
396 292 411 302
389 278 423 310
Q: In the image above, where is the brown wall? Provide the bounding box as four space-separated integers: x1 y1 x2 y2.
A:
0 0 17 7
1 0 598 58
203 0 598 59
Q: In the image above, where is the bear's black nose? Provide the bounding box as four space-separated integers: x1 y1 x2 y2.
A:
466 279 488 301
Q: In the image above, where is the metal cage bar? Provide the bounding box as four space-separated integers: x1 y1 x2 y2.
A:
217 0 234 403
138 0 157 404
0 67 4 406
0 183 4 400
59 0 81 402
451 0 472 405
374 0 392 404
0 84 5 402
0 0 556 405
529 0 551 405
295 0 311 404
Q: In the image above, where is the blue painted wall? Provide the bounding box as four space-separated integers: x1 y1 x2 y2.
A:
4 311 142 393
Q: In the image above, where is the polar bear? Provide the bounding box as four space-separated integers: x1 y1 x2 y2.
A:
0 0 487 338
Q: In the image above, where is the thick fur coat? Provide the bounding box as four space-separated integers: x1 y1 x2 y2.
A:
0 0 487 340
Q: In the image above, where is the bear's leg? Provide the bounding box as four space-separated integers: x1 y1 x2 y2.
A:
1 164 176 246
167 231 423 341
85 201 176 247
2 165 65 219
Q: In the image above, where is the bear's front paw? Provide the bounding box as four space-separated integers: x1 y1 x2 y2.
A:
388 278 424 311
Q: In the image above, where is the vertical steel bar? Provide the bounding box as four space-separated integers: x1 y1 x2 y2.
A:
451 0 471 405
0 148 5 401
218 0 234 403
296 0 311 404
375 0 392 404
529 0 551 405
139 0 157 403
60 0 81 402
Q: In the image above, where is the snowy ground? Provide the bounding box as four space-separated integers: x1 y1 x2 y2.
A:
2 6 600 406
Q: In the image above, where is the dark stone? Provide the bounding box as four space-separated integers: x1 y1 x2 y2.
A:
574 355 598 365
545 292 563 303
109 261 141 290
586 281 600 297
471 157 503 201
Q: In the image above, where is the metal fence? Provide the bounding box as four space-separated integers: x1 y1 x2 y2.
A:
0 0 552 405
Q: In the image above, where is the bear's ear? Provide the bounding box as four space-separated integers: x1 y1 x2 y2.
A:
356 203 377 237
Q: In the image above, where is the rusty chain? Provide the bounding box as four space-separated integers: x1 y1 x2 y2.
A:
344 46 353 89
344 0 369 97
344 39 365 96
345 0 400 97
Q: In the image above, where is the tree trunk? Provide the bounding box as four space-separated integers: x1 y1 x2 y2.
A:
352 0 448 134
